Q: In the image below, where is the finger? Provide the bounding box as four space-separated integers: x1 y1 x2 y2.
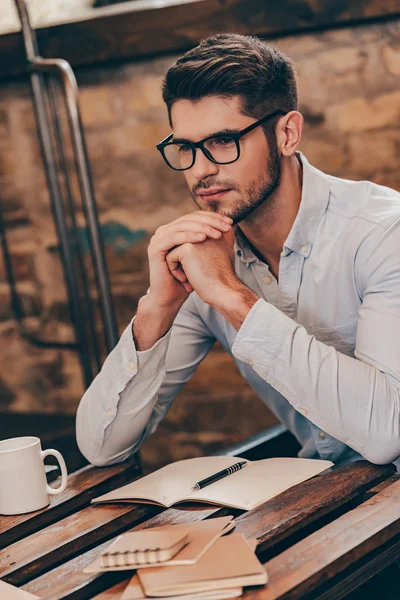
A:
165 247 181 273
176 219 229 237
149 231 206 258
191 210 233 224
171 265 187 283
154 219 230 241
175 214 233 232
155 212 232 235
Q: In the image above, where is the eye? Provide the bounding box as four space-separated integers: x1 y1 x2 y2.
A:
218 136 235 145
177 143 192 153
208 136 235 148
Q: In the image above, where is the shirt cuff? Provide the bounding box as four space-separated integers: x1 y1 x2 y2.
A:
116 316 172 383
231 298 296 378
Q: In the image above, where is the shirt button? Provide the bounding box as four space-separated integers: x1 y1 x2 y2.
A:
128 360 136 371
299 407 308 415
107 409 115 418
301 244 310 254
318 432 326 439
248 360 254 367
264 276 272 285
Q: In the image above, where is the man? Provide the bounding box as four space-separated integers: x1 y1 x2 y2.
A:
76 33 400 467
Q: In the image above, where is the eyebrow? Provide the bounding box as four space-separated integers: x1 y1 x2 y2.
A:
172 127 241 144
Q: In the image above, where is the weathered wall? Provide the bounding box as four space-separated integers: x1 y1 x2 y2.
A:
1 0 93 34
0 19 399 469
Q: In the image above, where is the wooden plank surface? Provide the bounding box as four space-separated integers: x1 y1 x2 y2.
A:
234 461 395 555
249 478 400 599
1 503 158 584
0 456 141 548
21 506 225 599
0 0 399 79
19 462 394 600
91 580 130 599
314 531 400 600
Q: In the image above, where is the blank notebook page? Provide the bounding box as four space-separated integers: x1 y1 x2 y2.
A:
189 458 333 510
95 456 247 506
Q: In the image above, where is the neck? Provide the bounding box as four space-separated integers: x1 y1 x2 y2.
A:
237 153 303 273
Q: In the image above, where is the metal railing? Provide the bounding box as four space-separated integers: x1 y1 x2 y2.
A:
0 0 119 387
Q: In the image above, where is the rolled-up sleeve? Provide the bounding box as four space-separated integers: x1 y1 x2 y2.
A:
232 217 400 465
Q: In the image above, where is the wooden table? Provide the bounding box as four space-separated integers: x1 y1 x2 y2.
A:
1 458 400 600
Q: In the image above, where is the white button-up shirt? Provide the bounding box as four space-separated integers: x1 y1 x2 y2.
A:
76 153 400 467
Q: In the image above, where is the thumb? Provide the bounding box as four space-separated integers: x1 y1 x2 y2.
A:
166 247 187 284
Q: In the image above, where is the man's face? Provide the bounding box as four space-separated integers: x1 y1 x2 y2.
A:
170 95 281 224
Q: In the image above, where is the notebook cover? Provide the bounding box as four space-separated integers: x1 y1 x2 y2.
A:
83 516 235 573
120 575 242 600
101 528 190 566
138 533 267 596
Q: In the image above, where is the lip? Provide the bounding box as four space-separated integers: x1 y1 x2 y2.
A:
198 189 231 199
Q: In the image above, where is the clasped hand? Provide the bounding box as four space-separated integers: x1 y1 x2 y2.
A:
166 233 238 305
147 210 243 310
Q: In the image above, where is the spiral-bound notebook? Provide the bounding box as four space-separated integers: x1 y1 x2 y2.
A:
100 528 190 568
84 516 235 573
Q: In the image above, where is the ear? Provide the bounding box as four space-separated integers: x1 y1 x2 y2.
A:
276 111 303 157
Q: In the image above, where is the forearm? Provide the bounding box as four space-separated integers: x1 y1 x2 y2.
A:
133 293 183 350
76 318 171 466
231 299 400 464
210 283 259 330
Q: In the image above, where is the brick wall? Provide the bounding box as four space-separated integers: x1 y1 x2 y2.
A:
0 19 399 470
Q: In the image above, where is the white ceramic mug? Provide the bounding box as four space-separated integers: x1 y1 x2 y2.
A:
0 436 68 515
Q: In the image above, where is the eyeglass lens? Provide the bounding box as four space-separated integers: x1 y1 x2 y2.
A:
163 136 239 170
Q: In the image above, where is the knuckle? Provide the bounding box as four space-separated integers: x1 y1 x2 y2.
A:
154 225 164 237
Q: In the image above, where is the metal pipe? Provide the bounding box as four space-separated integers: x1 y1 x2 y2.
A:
30 70 95 385
47 77 102 372
11 0 120 385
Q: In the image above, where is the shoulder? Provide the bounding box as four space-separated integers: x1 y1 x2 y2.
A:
327 174 400 231
307 165 400 294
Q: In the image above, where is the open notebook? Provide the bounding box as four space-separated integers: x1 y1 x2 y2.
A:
92 456 333 511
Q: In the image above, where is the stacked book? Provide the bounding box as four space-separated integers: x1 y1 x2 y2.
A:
84 516 267 600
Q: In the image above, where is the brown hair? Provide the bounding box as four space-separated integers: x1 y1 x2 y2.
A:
162 33 298 133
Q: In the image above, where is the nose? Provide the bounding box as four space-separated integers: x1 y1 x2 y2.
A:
191 147 219 181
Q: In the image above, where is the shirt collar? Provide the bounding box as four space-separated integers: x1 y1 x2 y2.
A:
234 152 331 263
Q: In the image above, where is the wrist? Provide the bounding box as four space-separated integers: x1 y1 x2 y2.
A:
212 283 259 331
133 294 181 351
144 291 184 317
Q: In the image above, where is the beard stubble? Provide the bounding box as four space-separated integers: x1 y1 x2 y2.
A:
192 141 281 225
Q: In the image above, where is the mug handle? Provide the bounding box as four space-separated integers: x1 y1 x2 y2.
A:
41 449 68 495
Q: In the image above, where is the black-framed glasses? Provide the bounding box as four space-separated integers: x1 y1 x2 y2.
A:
156 109 287 171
